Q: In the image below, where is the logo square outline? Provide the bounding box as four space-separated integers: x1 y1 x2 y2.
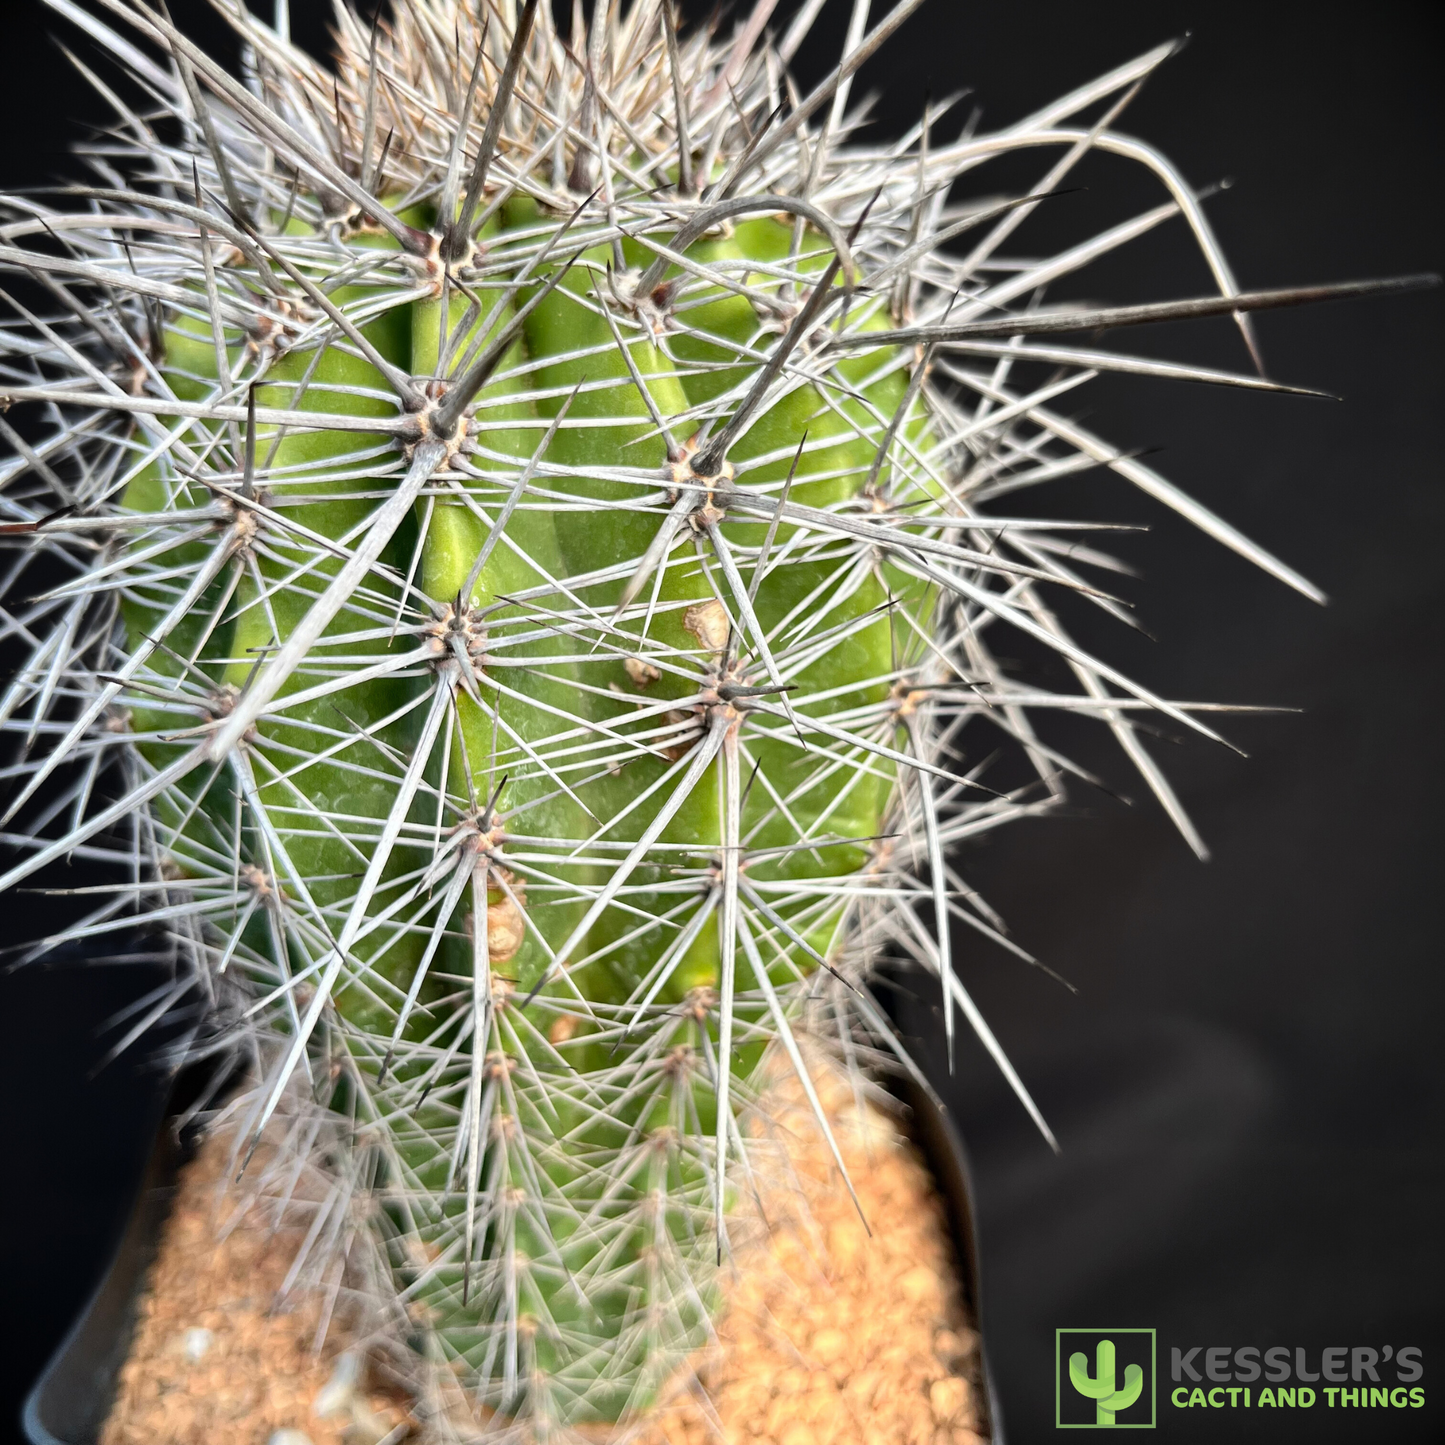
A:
1055 1328 1157 1429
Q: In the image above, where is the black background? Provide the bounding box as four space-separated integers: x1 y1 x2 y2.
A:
1 2 1440 1443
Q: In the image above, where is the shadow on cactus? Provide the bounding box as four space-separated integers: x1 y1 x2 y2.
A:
0 0 1431 1435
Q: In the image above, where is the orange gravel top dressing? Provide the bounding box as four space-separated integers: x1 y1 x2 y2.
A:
104 1063 987 1445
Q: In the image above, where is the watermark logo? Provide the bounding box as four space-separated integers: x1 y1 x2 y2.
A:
1056 1329 1157 1428
1167 1344 1424 1411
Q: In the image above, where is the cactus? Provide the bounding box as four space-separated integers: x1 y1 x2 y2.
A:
0 0 1427 1436
1070 1341 1144 1425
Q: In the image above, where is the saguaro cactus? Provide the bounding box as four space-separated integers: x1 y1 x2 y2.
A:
1 0 1427 1435
1070 1341 1144 1425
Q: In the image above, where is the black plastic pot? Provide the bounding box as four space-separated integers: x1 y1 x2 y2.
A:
23 1076 1003 1445
21 1086 186 1445
890 1072 1005 1444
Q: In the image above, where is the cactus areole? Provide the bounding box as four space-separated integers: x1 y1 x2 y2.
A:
0 0 1429 1432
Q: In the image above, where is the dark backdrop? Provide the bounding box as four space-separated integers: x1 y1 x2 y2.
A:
1 2 1439 1442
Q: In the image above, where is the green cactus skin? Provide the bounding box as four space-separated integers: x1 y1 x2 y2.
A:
1 0 1412 1435
113 171 931 1425
1070 1341 1145 1425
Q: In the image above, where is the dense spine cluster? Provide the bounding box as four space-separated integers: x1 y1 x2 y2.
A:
1 0 1425 1434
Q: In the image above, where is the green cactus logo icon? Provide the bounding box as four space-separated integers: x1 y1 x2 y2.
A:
1056 1328 1155 1427
1070 1340 1146 1425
